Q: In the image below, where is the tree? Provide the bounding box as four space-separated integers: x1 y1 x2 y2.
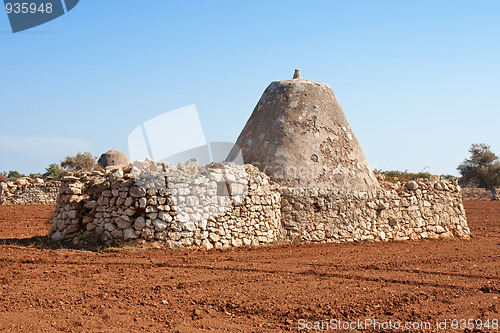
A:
458 144 500 201
7 170 25 180
60 152 98 172
43 163 64 178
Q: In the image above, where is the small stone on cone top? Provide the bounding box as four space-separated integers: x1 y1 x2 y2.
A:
293 69 301 79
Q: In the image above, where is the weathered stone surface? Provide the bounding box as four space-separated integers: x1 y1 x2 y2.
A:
153 219 167 232
141 228 154 240
109 168 124 182
406 181 419 190
51 230 62 241
82 216 93 224
97 149 131 168
111 229 123 239
124 228 138 241
67 210 77 219
133 217 146 230
231 239 243 247
130 186 146 198
209 233 221 243
158 211 172 222
104 223 116 232
227 71 379 191
84 200 98 209
123 208 136 216
116 218 131 230
201 239 213 250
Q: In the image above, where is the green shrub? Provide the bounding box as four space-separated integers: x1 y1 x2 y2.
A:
458 143 500 200
6 170 25 181
43 163 64 178
60 152 97 172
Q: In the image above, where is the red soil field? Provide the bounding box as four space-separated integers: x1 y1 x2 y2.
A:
0 202 498 332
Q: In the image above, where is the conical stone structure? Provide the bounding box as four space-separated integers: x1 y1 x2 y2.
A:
227 70 379 191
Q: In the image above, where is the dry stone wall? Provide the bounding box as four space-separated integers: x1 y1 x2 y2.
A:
0 179 60 205
49 161 470 248
461 187 500 201
49 161 282 249
280 179 469 242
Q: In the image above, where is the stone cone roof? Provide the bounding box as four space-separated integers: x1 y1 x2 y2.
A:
227 70 379 191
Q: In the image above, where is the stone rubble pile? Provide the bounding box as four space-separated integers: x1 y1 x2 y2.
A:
0 178 60 205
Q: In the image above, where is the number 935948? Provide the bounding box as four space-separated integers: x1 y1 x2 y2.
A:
5 2 53 14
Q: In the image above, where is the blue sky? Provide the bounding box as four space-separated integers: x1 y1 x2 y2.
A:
1 0 499 176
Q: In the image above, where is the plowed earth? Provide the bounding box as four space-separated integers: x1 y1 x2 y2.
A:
0 202 499 332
